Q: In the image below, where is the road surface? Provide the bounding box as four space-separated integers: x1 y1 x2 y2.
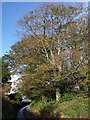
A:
17 105 29 120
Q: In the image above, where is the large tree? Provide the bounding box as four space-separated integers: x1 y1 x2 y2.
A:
6 3 88 99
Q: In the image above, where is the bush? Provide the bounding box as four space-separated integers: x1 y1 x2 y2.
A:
30 99 47 113
30 100 62 119
39 102 61 119
61 92 74 102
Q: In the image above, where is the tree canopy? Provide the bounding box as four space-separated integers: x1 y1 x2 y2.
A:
5 3 88 99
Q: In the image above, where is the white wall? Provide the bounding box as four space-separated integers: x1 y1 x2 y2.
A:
8 74 22 94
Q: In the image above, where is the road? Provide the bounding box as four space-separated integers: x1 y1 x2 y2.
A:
17 105 29 120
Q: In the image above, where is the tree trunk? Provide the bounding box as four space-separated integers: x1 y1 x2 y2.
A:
56 88 61 102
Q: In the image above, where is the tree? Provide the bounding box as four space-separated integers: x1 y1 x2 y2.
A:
6 3 88 99
1 57 11 84
0 57 11 93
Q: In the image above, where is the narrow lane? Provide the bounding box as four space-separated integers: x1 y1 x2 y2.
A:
17 105 29 120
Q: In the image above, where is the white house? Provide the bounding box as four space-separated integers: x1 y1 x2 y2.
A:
7 73 22 94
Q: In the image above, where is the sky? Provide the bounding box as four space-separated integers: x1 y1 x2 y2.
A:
1 2 66 56
2 2 44 57
1 1 88 57
0 2 2 57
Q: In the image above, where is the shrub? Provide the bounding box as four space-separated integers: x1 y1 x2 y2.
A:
61 92 74 102
39 102 61 119
30 99 47 113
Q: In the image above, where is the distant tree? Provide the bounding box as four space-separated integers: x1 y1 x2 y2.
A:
1 56 11 84
0 56 11 93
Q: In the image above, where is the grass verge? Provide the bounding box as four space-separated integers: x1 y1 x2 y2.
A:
29 96 88 118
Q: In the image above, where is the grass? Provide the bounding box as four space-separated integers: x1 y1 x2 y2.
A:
55 96 88 118
29 99 47 113
29 95 88 118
